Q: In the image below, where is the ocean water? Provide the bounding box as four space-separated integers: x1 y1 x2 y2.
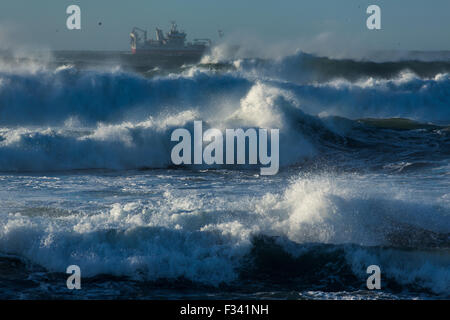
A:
0 48 449 299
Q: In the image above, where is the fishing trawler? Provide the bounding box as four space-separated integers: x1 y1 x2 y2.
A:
130 22 211 62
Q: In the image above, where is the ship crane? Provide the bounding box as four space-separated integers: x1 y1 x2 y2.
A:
130 27 148 43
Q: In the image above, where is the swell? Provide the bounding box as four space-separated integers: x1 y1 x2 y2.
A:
227 52 450 83
0 68 250 126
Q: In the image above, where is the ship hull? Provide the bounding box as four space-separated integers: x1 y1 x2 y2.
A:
129 23 211 66
131 48 208 64
52 51 203 73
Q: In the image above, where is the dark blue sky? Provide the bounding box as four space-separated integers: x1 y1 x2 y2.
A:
0 0 449 51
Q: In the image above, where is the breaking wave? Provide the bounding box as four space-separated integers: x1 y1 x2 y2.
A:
0 49 449 299
0 58 449 172
0 174 448 295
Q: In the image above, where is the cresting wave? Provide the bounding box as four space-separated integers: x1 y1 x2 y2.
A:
0 49 449 299
1 51 450 125
0 83 319 171
0 174 448 295
0 54 449 171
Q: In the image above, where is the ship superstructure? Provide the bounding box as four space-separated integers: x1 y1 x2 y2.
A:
130 22 211 60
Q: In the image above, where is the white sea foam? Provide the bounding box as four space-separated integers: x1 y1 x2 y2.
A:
0 174 448 292
0 48 449 298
